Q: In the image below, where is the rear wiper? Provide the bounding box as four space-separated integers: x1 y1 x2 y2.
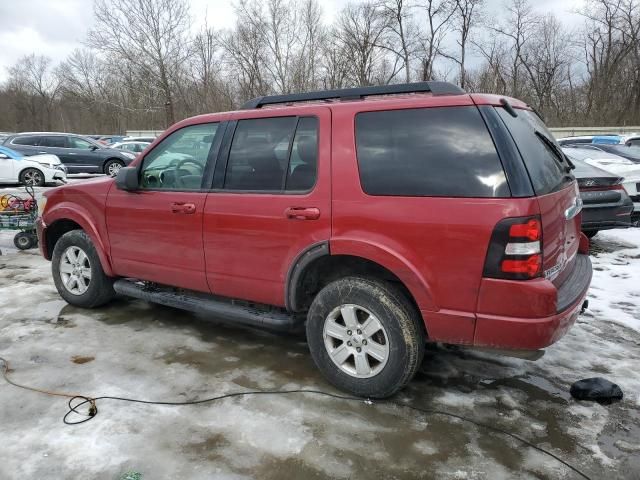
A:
534 130 575 172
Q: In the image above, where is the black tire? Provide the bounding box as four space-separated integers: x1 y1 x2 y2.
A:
584 230 598 239
104 159 125 176
306 277 425 398
19 168 45 186
51 230 116 308
14 232 34 250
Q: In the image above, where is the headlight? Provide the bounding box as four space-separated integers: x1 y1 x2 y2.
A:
37 161 54 169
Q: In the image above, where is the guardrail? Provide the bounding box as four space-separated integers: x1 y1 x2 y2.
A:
549 126 640 138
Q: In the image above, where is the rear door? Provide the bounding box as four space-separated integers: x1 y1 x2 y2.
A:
39 135 72 167
494 107 580 286
202 107 331 307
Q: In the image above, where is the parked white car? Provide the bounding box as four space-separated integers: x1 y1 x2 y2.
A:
0 145 67 186
563 147 640 212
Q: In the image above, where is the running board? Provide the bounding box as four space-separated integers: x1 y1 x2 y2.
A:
113 279 304 332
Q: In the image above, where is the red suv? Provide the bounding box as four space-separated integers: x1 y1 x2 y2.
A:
37 82 592 398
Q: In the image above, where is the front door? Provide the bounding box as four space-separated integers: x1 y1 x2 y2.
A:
106 122 222 292
67 136 103 173
203 108 331 307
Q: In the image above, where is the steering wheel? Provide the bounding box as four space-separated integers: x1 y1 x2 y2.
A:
174 159 204 188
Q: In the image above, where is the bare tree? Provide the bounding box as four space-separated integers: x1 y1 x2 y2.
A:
451 0 483 89
86 0 192 126
520 14 572 115
378 0 418 82
489 0 538 98
336 3 391 86
417 0 456 81
7 54 61 130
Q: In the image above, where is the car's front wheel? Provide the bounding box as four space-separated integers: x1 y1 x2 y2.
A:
104 159 125 176
51 230 115 308
306 277 425 398
20 168 45 186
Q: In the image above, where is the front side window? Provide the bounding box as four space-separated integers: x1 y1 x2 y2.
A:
140 123 219 190
69 137 95 149
355 107 509 197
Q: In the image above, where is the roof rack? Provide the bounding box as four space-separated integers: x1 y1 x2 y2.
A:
241 81 465 109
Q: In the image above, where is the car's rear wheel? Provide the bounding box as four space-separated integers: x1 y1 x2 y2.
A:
20 168 45 186
306 277 425 398
52 230 115 308
104 159 125 176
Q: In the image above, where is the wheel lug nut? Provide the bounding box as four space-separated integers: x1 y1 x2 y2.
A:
356 347 362 353
357 329 362 334
347 341 352 347
362 340 367 345
347 330 352 336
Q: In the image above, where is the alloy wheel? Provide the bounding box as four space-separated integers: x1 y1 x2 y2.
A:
59 246 92 295
323 304 390 378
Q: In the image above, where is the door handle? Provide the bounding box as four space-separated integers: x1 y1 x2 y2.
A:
171 202 196 214
38 151 47 154
284 207 320 220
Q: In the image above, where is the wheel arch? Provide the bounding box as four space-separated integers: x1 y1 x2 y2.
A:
43 205 114 276
286 240 435 334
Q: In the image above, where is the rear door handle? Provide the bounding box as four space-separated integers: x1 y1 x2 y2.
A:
171 202 196 214
284 207 320 220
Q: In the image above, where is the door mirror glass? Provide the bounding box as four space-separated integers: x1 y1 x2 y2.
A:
115 166 139 191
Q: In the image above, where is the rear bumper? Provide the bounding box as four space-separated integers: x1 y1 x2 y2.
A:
580 199 633 231
473 254 592 350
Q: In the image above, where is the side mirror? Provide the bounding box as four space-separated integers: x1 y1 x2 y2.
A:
90 145 99 151
115 166 139 191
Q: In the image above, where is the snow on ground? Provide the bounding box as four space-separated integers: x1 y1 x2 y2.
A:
0 214 639 478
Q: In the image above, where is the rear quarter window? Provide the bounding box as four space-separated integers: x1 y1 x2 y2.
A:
355 106 509 197
11 136 40 146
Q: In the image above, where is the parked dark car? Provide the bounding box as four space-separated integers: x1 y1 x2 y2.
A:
566 156 634 237
1 132 135 175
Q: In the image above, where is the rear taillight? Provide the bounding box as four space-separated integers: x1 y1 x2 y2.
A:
483 216 543 280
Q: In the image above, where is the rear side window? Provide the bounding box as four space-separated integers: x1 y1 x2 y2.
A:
11 136 40 146
355 107 509 197
41 136 68 148
224 116 318 192
496 108 568 195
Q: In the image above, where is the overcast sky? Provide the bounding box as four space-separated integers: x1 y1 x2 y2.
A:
0 0 586 82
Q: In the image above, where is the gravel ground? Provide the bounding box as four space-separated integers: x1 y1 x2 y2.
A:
0 192 639 479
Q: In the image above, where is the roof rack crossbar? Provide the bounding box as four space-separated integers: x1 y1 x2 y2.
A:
241 81 465 109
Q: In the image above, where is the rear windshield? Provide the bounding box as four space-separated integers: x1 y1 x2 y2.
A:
355 106 509 197
496 108 570 195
